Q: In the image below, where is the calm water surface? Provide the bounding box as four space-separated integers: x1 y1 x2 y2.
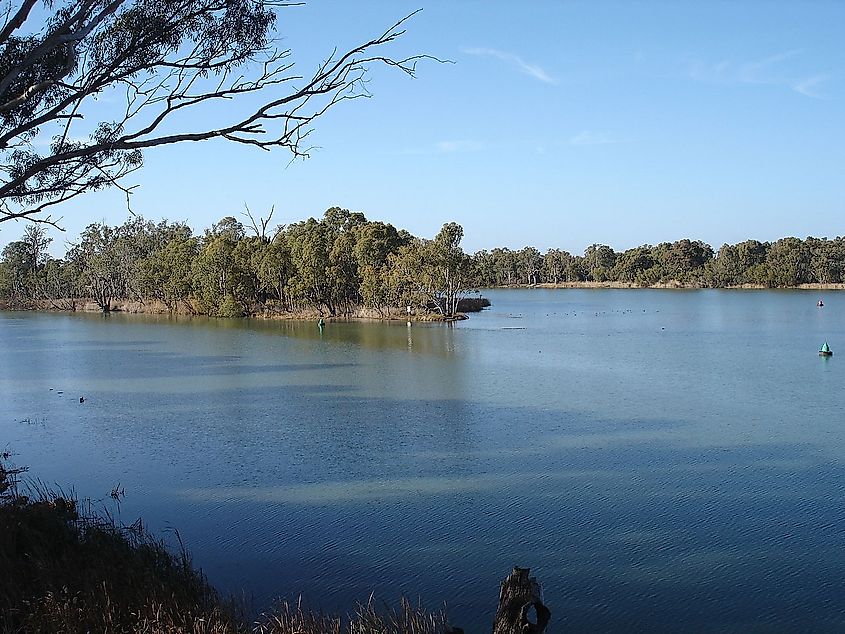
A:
2 289 845 632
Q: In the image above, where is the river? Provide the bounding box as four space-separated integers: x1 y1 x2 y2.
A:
2 289 844 632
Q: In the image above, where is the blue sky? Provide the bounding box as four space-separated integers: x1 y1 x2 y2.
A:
2 0 843 255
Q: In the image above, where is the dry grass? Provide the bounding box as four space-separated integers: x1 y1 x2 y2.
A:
254 597 454 634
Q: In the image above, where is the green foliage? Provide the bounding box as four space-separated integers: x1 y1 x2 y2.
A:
612 246 654 283
5 212 845 317
138 235 199 310
765 237 811 287
218 293 245 318
468 235 845 288
192 232 240 315
385 223 473 316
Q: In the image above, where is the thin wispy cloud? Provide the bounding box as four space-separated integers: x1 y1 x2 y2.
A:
570 130 624 146
792 74 828 98
739 49 801 80
462 47 556 84
686 50 828 98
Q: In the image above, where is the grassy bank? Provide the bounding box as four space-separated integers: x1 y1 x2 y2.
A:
0 460 456 634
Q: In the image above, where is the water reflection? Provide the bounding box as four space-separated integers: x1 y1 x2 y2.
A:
2 292 845 632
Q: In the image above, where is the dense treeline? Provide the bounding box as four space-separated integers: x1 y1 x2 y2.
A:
3 218 845 318
472 237 845 288
0 209 475 317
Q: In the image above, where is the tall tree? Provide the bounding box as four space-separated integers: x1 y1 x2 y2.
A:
66 221 120 310
516 246 542 285
612 245 655 284
389 222 472 317
583 244 616 282
765 237 810 287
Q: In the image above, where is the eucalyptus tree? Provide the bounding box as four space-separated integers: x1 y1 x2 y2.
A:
516 246 542 285
320 207 366 314
205 216 246 243
137 234 198 311
709 239 769 286
326 230 358 314
191 216 251 315
470 249 495 287
0 1 427 226
765 237 811 287
230 236 267 307
583 244 616 282
254 236 291 310
473 247 518 286
19 224 51 273
430 222 472 316
388 222 471 317
807 236 845 284
40 256 82 308
66 221 120 310
0 238 31 301
611 246 655 284
563 251 585 282
541 248 564 284
708 243 741 287
0 224 51 300
651 239 713 282
284 217 332 313
536 248 582 284
353 220 405 313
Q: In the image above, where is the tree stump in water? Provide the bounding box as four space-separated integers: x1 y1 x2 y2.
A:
491 567 550 634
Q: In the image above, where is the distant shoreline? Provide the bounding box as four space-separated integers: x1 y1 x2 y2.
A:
490 282 845 290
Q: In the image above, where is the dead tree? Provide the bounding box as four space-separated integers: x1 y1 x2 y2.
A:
491 567 550 634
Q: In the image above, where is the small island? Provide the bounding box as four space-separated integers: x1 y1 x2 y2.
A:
0 211 485 321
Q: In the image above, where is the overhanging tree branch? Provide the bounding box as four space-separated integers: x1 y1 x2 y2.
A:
0 2 440 226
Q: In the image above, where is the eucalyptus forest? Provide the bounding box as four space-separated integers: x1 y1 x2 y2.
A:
2 209 844 319
0 208 475 317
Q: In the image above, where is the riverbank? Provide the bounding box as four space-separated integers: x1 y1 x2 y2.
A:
0 296 491 320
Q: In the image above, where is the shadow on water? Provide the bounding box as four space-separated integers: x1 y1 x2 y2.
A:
2 310 465 358
3 303 845 632
7 379 844 633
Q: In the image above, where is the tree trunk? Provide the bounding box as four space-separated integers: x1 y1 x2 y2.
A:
491 567 550 634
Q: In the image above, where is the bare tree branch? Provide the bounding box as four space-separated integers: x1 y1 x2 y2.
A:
0 2 436 226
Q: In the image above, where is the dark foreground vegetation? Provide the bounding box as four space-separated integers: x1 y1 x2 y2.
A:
0 459 456 634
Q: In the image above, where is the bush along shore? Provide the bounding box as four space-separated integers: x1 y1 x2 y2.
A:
0 459 548 634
